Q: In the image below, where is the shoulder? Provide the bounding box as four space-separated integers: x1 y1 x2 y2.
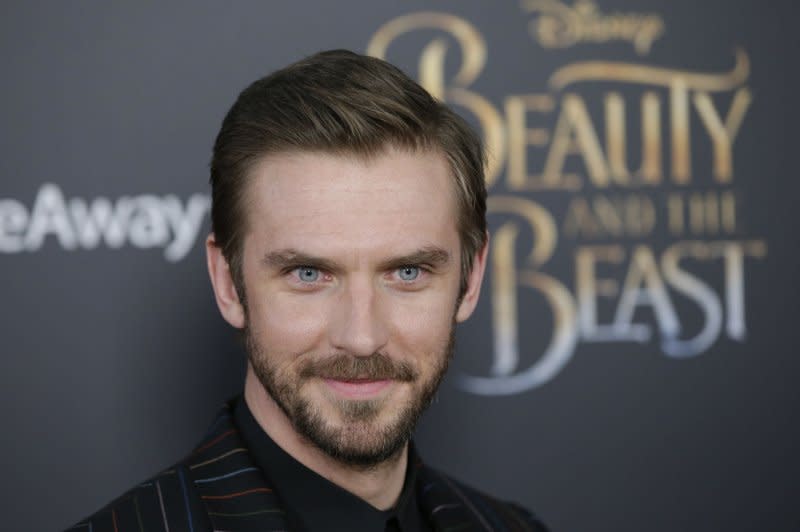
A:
418 465 550 532
63 403 241 531
63 462 210 532
453 477 550 532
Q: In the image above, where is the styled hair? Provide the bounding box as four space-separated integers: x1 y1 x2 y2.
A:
210 49 487 300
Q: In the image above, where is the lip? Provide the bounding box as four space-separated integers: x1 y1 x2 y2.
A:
323 378 394 399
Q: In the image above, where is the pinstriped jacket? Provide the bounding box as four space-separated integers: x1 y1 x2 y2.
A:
66 402 548 532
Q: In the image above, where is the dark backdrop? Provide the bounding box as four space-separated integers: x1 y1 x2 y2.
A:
1 1 798 531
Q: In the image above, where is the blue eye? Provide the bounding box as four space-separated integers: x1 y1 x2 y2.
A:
398 266 420 281
296 267 320 282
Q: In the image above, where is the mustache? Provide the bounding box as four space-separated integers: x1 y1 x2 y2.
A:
298 353 417 382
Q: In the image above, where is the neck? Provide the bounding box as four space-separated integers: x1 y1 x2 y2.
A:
243 366 408 510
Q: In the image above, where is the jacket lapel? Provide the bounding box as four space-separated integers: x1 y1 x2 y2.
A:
186 401 504 532
185 403 291 531
417 461 495 532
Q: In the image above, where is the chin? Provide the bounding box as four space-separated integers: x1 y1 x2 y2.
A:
292 389 419 468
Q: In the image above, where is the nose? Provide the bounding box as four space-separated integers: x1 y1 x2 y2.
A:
329 278 389 357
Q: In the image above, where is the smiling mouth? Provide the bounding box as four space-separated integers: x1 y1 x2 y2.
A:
322 378 394 399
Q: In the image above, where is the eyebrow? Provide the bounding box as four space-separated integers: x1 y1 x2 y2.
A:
261 249 341 273
261 246 451 273
376 246 452 271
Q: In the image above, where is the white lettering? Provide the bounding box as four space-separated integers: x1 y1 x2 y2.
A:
661 242 723 357
612 245 680 339
128 196 169 249
24 183 77 250
0 183 209 261
162 194 211 262
0 199 29 252
69 196 128 248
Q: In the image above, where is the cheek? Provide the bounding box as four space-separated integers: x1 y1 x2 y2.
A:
386 297 455 356
247 293 330 359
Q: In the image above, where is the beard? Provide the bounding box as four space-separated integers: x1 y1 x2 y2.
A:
245 324 455 470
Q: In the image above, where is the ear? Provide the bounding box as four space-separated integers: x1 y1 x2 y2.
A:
206 234 246 329
455 234 489 323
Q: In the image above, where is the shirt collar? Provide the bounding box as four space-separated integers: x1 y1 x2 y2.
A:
233 396 430 532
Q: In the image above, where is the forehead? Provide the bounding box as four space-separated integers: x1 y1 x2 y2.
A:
242 147 460 257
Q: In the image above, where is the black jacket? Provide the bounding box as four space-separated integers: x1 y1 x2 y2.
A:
66 401 548 531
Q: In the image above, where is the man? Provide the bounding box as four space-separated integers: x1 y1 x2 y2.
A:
68 50 548 532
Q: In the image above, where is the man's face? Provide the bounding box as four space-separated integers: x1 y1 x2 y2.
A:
234 147 483 467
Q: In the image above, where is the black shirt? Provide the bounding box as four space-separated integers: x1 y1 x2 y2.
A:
233 397 433 532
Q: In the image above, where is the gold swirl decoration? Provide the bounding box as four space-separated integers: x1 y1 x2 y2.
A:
549 49 750 91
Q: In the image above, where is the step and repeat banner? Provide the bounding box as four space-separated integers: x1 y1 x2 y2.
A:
1 2 796 531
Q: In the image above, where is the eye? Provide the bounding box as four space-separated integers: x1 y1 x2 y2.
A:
295 266 320 283
397 265 420 281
